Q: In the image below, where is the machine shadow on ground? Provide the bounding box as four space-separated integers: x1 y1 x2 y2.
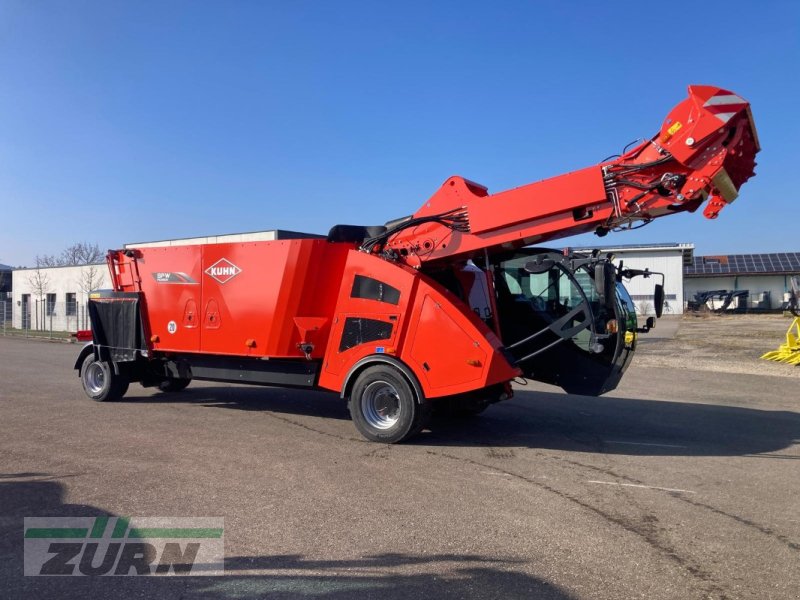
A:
417 389 800 458
0 474 573 600
119 384 800 458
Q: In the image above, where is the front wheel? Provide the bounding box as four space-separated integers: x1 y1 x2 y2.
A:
348 365 429 443
81 354 129 402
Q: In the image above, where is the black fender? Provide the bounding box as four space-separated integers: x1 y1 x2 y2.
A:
340 355 425 404
73 344 122 376
73 343 95 376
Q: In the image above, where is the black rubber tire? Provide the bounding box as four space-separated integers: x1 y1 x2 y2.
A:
348 365 429 443
81 354 129 402
158 378 191 393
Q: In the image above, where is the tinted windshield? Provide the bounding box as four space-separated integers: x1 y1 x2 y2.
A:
499 256 599 353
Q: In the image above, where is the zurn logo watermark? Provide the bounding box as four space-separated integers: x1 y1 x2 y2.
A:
24 517 224 576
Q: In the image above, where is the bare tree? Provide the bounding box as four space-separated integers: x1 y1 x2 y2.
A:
78 264 101 297
28 260 51 330
35 243 104 268
34 254 61 267
76 264 102 329
61 242 103 266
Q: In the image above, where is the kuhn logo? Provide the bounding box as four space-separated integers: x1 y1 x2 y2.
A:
205 259 241 284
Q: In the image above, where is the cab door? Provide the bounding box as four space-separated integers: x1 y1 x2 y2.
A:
492 249 631 396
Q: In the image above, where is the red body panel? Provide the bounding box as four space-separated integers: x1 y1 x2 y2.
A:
110 240 520 399
316 250 520 398
113 240 350 359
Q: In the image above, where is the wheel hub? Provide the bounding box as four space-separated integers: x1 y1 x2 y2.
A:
361 380 401 430
84 362 106 394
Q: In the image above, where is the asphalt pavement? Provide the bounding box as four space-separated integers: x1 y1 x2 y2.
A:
1 335 798 599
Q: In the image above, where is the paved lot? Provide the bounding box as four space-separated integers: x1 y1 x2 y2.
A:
1 322 799 599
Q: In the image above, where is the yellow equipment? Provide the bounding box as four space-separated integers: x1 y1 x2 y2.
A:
761 318 800 365
762 276 800 365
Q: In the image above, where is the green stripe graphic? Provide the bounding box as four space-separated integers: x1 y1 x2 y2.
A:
25 528 88 538
90 517 108 538
111 517 129 538
128 528 223 539
25 519 223 539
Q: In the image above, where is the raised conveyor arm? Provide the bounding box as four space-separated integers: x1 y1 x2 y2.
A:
376 85 759 266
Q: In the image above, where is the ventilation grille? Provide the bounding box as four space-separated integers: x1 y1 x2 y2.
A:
339 318 393 352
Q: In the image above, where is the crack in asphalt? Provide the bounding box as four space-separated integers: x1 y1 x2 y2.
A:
425 449 729 599
503 408 800 555
257 410 726 595
257 407 798 598
541 452 800 554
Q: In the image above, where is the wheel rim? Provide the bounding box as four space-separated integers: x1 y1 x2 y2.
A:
84 362 106 395
360 380 401 430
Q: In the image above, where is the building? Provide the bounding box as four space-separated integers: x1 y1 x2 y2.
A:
0 263 11 295
124 228 321 249
571 243 694 314
10 263 110 332
0 263 12 326
684 252 800 310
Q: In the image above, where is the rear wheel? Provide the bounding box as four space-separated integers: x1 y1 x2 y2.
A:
158 378 191 393
349 365 429 443
81 354 129 402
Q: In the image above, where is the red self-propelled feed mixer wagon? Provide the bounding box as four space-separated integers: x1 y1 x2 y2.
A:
75 86 759 443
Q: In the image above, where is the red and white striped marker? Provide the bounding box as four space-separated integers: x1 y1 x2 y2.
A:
703 92 748 124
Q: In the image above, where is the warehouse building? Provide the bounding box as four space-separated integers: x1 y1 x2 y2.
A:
0 263 12 326
684 252 800 311
571 243 694 315
9 263 110 332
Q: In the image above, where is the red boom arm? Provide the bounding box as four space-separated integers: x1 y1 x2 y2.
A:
379 85 759 266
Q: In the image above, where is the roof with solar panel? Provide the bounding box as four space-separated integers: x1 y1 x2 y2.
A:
685 253 800 276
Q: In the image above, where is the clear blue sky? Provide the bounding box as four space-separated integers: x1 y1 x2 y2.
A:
1 0 797 266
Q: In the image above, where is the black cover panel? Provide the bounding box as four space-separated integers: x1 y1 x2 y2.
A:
88 294 145 362
339 318 393 352
350 275 401 305
327 224 387 243
186 355 319 388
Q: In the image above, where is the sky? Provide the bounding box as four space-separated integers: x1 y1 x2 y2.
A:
0 0 798 267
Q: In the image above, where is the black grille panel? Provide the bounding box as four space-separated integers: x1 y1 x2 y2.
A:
339 317 393 352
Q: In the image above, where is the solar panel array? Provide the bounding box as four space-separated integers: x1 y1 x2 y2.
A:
685 253 800 276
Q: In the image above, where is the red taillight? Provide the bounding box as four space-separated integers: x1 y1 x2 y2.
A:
73 330 93 342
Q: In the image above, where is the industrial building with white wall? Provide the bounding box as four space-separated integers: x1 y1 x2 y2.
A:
684 252 800 311
8 263 110 332
572 243 693 315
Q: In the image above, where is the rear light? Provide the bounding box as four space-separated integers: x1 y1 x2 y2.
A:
606 319 619 334
73 330 93 342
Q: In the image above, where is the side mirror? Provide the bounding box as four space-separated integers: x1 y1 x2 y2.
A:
595 262 616 306
637 316 656 333
654 284 665 318
524 258 555 274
